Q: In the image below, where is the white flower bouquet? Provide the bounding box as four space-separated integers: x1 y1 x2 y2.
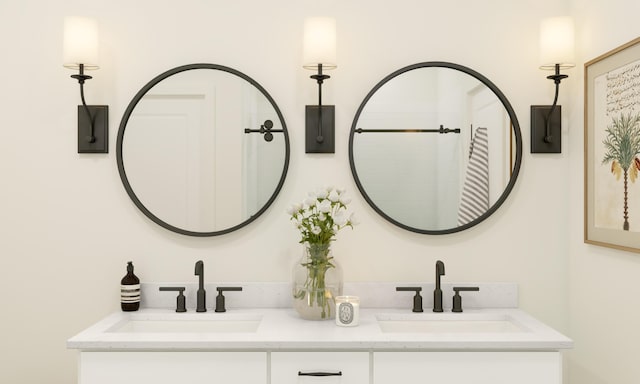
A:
287 187 356 319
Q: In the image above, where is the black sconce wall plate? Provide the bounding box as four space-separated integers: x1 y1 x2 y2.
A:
305 105 335 153
531 105 561 153
78 105 109 153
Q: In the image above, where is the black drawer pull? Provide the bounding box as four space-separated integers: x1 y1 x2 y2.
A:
298 371 343 377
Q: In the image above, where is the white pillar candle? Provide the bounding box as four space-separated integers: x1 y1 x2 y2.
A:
335 296 359 327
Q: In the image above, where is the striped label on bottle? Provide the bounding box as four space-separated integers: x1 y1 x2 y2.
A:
121 284 141 303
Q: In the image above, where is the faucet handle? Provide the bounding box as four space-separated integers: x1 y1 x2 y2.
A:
396 287 424 313
159 287 187 312
215 287 243 312
452 286 480 313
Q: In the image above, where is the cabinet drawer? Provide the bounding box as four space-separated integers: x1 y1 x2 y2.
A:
271 352 369 384
79 351 267 384
374 351 561 384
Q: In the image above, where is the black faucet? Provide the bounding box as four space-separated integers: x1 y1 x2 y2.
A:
452 286 480 312
215 287 243 312
433 260 445 312
396 287 424 312
159 286 187 312
195 260 206 312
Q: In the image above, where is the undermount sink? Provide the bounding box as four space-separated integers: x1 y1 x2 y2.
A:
376 312 528 333
107 312 262 334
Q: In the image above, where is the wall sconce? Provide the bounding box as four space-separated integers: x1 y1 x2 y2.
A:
531 16 575 153
63 16 109 153
303 17 336 153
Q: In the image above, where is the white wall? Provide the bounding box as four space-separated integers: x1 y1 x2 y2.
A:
0 1 573 382
568 1 640 383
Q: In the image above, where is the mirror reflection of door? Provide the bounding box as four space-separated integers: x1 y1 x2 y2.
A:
126 73 245 230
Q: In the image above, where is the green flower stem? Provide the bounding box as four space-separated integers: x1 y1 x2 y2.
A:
296 243 335 319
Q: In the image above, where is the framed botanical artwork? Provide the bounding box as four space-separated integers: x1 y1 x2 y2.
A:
585 37 640 252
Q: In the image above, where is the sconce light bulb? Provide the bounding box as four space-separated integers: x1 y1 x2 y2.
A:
539 16 575 70
303 17 337 70
63 16 100 70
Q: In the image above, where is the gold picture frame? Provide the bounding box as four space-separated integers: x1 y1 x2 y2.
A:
585 37 640 252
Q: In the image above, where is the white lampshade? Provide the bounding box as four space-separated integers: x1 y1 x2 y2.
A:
539 16 575 70
63 16 99 70
303 17 337 70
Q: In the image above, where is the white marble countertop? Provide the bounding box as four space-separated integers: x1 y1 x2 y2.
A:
67 307 573 351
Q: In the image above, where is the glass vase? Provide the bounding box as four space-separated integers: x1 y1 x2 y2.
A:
292 243 343 320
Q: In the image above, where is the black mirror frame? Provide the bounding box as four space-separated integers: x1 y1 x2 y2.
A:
117 63 290 237
349 61 523 235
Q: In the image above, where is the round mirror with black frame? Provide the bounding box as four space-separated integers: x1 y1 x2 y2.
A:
349 62 522 234
117 63 290 237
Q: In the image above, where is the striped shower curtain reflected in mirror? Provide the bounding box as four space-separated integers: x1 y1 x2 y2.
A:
457 127 489 226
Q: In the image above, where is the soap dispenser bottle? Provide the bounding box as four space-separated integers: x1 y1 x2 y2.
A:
121 261 140 311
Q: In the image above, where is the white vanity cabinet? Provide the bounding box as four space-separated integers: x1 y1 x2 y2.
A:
77 350 563 384
78 351 267 384
68 303 572 384
271 352 369 384
374 351 562 384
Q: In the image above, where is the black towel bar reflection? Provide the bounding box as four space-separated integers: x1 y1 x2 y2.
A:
244 120 283 142
298 371 343 377
355 124 460 134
